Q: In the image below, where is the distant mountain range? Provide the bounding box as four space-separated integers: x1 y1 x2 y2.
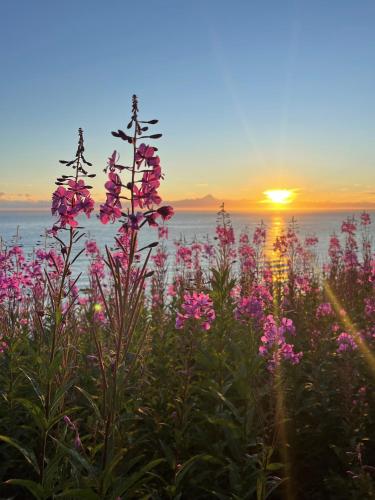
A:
165 194 269 211
0 194 250 211
164 194 375 211
0 194 374 212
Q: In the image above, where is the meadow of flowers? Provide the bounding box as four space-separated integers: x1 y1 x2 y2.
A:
0 97 374 499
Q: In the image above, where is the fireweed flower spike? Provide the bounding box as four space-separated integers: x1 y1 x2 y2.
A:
176 291 216 331
32 129 97 482
96 95 174 470
51 128 95 233
259 315 303 371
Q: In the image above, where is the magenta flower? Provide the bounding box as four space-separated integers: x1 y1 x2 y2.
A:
365 297 375 317
316 302 334 318
253 225 266 246
216 226 235 246
360 212 371 226
128 212 144 230
99 201 122 224
158 226 169 239
102 109 173 233
176 291 215 331
144 212 159 227
51 174 94 228
341 218 357 235
79 196 95 217
67 179 90 197
85 240 99 255
157 205 174 220
305 235 319 246
51 186 69 215
51 130 95 233
337 332 357 353
105 172 122 197
108 150 119 169
152 248 168 268
259 315 302 371
135 143 156 165
175 244 192 267
328 234 341 259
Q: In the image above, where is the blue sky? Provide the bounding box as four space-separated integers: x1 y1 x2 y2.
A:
0 0 374 207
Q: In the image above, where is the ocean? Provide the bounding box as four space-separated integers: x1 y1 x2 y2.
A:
1 209 374 284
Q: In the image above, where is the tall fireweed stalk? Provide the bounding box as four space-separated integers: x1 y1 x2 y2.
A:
95 95 174 471
36 128 96 482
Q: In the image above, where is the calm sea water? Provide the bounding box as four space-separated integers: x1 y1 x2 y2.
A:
0 210 374 284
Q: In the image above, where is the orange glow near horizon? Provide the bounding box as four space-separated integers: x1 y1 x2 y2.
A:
264 189 294 206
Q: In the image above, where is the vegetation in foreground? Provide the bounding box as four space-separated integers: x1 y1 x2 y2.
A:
0 97 374 499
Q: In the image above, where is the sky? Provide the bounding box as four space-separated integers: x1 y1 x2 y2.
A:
0 0 375 210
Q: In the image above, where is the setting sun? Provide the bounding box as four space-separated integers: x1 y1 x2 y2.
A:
264 189 294 205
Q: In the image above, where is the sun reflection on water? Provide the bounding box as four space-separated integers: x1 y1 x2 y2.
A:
265 215 288 281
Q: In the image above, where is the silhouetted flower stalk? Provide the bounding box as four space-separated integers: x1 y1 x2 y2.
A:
40 128 95 483
96 95 174 472
150 227 169 318
215 203 236 272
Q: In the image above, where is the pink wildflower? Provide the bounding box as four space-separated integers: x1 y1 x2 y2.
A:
337 332 357 353
360 212 371 226
176 292 215 331
316 302 334 318
259 315 302 371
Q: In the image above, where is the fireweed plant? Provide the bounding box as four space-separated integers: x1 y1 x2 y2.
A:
94 95 174 476
41 128 96 485
0 99 374 498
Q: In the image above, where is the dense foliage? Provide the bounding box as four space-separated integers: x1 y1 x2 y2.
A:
0 98 374 499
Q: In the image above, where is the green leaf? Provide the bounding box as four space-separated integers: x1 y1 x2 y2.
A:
49 378 77 416
43 446 67 490
47 406 80 432
14 397 47 431
0 435 40 474
112 458 164 497
54 439 95 475
5 479 44 499
175 454 218 487
215 391 242 424
75 385 102 421
47 351 63 380
101 448 128 495
19 368 45 407
56 488 100 499
266 462 284 471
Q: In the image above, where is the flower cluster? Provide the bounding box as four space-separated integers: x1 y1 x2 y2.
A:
234 284 272 324
328 234 341 260
176 292 216 331
238 232 256 274
305 235 319 247
99 98 174 232
259 315 303 371
51 128 95 233
360 212 371 226
341 218 357 235
216 225 235 246
215 205 236 262
364 297 375 317
316 302 334 318
99 154 123 224
253 224 266 246
336 332 357 353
